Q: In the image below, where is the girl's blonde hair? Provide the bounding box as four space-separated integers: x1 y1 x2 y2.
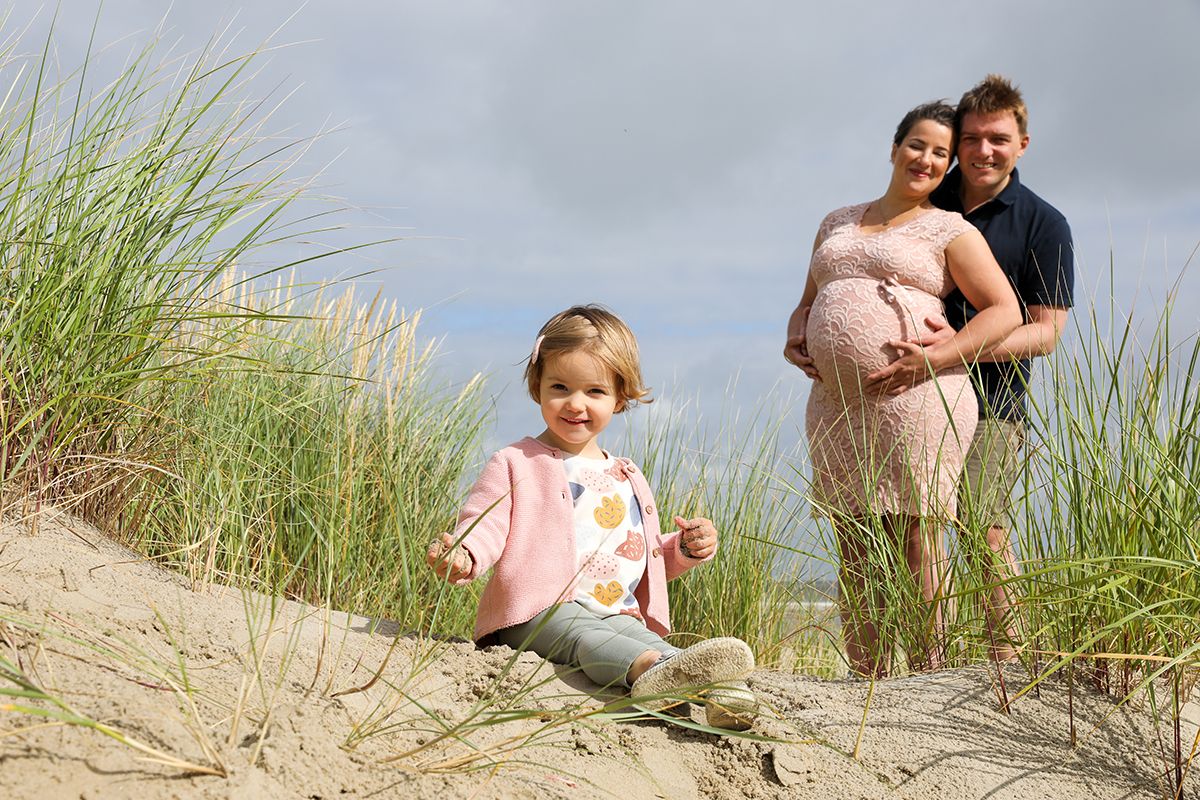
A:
524 304 651 412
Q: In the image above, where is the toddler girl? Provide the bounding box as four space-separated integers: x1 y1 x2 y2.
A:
427 305 757 729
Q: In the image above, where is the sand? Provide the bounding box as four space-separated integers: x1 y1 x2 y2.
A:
1 511 1195 800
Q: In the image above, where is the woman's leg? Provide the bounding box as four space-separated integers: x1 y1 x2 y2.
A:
896 514 947 671
837 516 888 678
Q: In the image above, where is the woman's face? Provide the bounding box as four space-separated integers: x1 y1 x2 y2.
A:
889 119 953 200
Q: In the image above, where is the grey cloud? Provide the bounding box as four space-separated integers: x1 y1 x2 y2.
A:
20 0 1200 446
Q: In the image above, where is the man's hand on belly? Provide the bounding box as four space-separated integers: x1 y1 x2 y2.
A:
909 316 956 349
865 315 956 395
865 340 933 396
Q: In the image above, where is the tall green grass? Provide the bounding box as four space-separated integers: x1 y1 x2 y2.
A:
124 277 487 630
0 21 310 514
0 16 495 778
782 276 1200 681
621 393 818 666
777 265 1200 789
0 20 488 630
1021 278 1200 685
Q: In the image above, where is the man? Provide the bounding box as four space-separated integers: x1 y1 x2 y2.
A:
927 74 1075 660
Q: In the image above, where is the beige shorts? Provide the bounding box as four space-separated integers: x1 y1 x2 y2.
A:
959 418 1026 530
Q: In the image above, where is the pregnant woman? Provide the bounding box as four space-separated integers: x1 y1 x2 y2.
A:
784 101 1019 677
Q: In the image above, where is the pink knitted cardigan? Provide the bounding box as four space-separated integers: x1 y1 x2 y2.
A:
452 437 709 643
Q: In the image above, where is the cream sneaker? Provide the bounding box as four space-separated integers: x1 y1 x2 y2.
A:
703 681 758 731
630 637 755 713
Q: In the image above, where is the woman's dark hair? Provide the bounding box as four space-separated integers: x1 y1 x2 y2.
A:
892 100 957 149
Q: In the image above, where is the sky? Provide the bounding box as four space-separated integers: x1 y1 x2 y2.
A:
20 1 1200 452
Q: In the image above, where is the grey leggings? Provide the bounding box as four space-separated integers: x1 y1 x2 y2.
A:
495 602 680 687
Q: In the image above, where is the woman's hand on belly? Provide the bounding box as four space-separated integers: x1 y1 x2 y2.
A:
784 307 822 381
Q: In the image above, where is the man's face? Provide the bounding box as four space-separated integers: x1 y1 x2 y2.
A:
957 110 1029 196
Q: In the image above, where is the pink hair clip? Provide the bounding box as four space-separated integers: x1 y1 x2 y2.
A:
529 334 545 365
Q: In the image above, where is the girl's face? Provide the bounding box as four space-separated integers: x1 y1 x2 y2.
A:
536 349 619 459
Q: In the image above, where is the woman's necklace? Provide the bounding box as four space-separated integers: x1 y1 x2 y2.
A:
871 200 924 227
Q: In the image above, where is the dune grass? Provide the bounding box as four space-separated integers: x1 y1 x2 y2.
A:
1022 280 1200 677
621 392 819 666
0 15 503 779
774 264 1200 792
779 276 1200 675
120 275 487 631
0 18 315 515
1012 278 1200 787
0 16 487 629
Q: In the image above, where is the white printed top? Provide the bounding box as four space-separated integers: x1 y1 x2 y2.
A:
562 454 648 620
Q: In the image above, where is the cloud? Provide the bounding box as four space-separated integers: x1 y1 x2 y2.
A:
22 0 1200 453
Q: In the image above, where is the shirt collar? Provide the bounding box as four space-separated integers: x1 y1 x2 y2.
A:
524 435 617 464
938 165 1022 212
991 166 1022 207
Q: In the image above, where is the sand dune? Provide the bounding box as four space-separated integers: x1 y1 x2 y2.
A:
1 513 1194 799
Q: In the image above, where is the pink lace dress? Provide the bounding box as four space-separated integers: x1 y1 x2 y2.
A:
804 203 978 518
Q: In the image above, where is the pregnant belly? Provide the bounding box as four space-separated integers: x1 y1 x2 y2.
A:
807 279 944 393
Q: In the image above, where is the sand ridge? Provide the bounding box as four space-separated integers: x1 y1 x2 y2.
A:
1 512 1194 799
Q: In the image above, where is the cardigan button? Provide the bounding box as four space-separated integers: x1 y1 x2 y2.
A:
652 547 662 558
625 465 637 474
644 505 654 515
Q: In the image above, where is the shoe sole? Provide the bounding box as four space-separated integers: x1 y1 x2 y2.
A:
630 637 754 712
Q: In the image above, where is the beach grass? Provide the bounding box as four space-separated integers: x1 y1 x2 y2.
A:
120 276 487 633
771 262 1200 791
622 393 811 664
0 18 314 515
0 17 487 635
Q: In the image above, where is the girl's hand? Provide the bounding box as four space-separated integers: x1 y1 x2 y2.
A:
426 532 472 581
674 515 718 559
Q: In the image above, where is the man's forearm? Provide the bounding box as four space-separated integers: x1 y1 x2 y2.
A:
975 319 1062 362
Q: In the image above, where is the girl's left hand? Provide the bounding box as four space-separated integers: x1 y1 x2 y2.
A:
674 515 718 559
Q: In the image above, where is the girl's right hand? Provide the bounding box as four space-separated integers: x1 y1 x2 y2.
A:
426 532 472 581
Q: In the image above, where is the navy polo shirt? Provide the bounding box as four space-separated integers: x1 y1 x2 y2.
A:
932 167 1074 423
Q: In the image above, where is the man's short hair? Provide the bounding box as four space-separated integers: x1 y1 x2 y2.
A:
956 74 1029 136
